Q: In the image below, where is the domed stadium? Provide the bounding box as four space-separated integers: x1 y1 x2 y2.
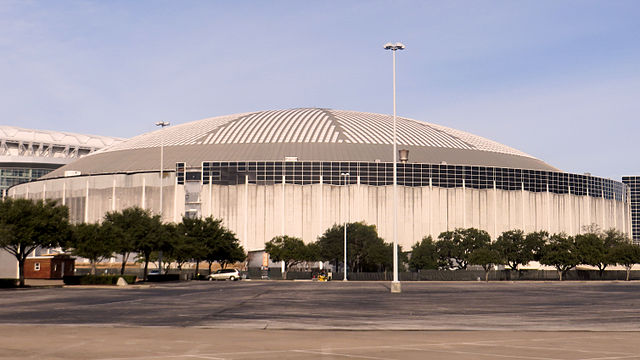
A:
8 108 632 251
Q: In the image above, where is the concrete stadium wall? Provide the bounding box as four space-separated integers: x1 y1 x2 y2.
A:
9 173 632 252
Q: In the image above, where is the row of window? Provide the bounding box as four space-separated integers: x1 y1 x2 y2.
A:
174 161 628 202
0 167 54 194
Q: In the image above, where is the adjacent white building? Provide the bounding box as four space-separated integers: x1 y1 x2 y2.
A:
0 126 122 278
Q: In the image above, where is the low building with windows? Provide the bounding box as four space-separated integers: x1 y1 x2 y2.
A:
7 108 633 254
24 254 75 279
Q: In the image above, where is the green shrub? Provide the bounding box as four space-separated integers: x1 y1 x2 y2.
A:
0 279 18 288
63 275 137 285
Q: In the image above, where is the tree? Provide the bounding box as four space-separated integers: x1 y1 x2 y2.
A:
151 222 181 274
575 232 607 276
217 230 246 269
0 198 70 287
524 231 548 262
182 216 223 273
493 230 544 271
179 217 207 276
539 233 579 281
178 216 244 276
200 219 246 272
409 236 438 271
305 242 321 263
103 207 163 279
316 224 344 270
133 214 165 281
609 242 640 281
265 235 313 279
434 234 456 269
436 228 491 270
164 227 195 272
469 246 503 282
315 222 402 274
603 229 628 248
574 229 627 277
67 223 113 275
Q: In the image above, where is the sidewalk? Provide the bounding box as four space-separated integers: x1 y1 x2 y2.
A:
24 279 64 287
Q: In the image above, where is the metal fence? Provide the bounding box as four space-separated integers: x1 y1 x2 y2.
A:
75 267 640 281
247 268 640 281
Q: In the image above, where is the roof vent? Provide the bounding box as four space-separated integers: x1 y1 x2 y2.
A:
284 156 298 162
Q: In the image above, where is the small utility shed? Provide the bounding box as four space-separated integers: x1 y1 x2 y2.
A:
24 254 75 279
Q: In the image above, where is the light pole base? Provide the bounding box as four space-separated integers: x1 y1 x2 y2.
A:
390 281 402 293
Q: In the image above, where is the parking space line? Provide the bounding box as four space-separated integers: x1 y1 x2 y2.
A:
578 356 640 360
291 349 392 359
397 346 565 360
471 343 634 356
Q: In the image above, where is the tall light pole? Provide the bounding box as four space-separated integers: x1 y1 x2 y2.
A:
340 172 350 281
384 42 405 293
155 121 170 272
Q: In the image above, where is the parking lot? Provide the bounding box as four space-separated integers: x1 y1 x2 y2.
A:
1 281 640 359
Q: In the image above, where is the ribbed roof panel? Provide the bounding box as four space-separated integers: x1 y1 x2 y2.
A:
101 108 532 158
45 108 558 177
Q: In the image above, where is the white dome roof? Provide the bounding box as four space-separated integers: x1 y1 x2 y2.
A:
47 108 557 176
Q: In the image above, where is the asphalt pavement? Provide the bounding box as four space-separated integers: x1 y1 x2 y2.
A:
2 281 640 359
2 280 640 330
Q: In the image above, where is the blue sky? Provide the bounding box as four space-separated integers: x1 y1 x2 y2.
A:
1 1 638 179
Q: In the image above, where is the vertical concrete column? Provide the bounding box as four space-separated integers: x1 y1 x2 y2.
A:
462 178 466 228
244 175 248 251
429 178 433 237
42 183 46 201
445 188 450 232
319 175 323 237
173 176 178 223
547 183 551 232
614 191 617 230
281 175 285 235
84 179 89 223
521 182 525 233
281 175 286 274
141 177 146 209
601 190 606 230
209 176 213 217
356 175 361 223
586 186 591 228
568 186 573 235
493 180 497 239
111 178 116 211
62 182 66 206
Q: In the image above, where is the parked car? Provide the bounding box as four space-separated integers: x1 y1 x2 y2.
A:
208 268 242 281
